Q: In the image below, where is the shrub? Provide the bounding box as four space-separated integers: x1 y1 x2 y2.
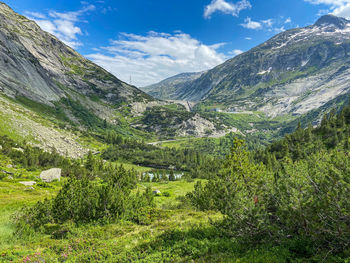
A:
131 207 167 225
162 191 171 197
15 166 155 231
189 139 350 252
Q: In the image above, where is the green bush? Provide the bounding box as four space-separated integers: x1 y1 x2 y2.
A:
189 138 350 252
131 207 168 225
36 182 53 188
162 191 170 197
14 166 155 232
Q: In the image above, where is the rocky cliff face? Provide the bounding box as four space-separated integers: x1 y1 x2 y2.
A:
150 15 350 117
0 2 150 106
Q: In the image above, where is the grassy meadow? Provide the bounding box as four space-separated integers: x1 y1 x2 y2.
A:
0 168 299 263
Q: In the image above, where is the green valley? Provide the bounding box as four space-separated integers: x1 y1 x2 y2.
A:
1 2 350 262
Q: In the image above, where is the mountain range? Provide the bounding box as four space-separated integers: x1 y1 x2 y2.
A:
2 1 350 152
0 2 244 147
144 15 350 118
142 72 205 100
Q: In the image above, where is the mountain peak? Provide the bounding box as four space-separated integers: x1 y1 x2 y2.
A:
315 15 349 29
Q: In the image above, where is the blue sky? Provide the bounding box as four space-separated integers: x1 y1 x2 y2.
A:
4 0 350 86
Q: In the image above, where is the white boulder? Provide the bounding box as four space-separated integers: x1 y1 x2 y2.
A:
19 181 36 186
40 168 61 182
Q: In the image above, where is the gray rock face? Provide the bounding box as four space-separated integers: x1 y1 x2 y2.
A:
0 3 151 107
40 168 61 182
315 15 348 29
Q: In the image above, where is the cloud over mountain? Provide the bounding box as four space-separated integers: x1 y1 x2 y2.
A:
87 32 227 87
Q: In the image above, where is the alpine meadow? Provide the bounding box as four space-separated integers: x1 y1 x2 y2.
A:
2 0 350 262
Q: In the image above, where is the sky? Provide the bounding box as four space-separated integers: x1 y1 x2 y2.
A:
4 0 350 87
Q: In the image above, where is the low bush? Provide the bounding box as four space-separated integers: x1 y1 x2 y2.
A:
189 139 350 254
14 166 155 233
162 191 170 197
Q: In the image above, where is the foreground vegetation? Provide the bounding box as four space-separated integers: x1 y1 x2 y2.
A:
2 104 350 262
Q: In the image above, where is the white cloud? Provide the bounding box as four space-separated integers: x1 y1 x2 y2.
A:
229 49 244 56
86 32 227 87
285 17 292 23
240 17 286 32
273 26 286 33
245 37 252 40
240 17 262 29
304 0 350 19
24 11 47 19
305 0 349 5
25 5 95 49
204 0 251 19
333 3 350 17
317 9 331 16
262 19 274 27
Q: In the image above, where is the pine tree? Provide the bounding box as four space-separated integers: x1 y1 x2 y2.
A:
169 170 176 181
85 151 95 171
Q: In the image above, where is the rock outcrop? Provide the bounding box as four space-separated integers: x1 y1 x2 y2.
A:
40 168 61 182
0 2 151 108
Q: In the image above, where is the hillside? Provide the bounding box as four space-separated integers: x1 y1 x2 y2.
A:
141 72 204 100
149 15 350 121
0 3 150 106
2 94 350 262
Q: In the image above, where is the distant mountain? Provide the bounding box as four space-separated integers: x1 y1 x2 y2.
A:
141 72 204 100
0 2 150 107
152 15 350 118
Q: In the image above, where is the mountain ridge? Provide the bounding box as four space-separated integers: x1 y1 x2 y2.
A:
141 72 205 100
145 14 350 120
0 2 151 107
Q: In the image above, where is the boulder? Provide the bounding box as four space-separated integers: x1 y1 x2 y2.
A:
40 168 61 182
12 147 24 153
2 170 14 175
19 181 36 186
153 190 161 195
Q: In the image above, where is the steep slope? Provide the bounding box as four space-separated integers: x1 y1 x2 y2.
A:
0 95 89 158
155 15 350 118
142 72 204 100
0 2 151 107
